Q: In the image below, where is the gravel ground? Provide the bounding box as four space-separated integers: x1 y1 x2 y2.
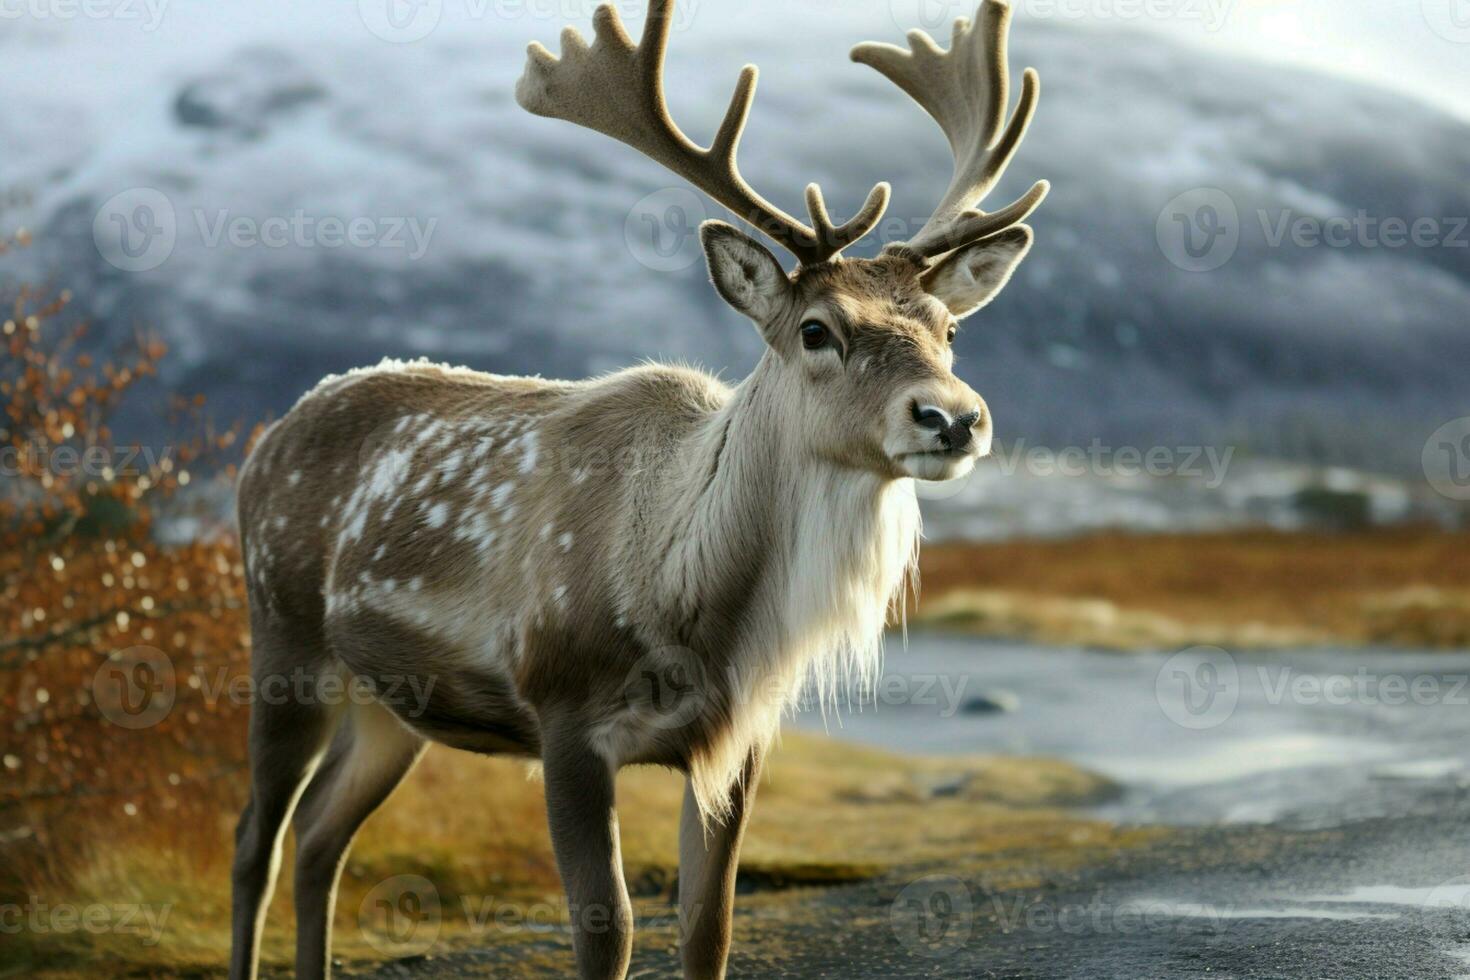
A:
346 786 1470 978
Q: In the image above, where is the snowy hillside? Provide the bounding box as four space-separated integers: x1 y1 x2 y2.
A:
1 0 1467 476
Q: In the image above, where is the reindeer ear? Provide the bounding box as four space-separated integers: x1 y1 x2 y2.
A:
921 225 1033 319
700 221 792 326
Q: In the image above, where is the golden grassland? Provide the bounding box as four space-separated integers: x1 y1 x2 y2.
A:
7 519 1466 975
6 733 1149 978
911 527 1470 650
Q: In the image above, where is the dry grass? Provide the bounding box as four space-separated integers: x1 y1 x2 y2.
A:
12 526 1465 974
7 733 1139 978
912 528 1470 650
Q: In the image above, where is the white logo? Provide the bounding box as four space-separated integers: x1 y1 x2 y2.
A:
358 874 441 956
625 187 707 273
1423 417 1470 501
93 188 176 272
358 0 443 43
93 646 176 729
622 646 708 730
1155 645 1239 729
1421 874 1470 937
1423 0 1470 43
888 0 970 33
890 874 974 959
1157 188 1239 273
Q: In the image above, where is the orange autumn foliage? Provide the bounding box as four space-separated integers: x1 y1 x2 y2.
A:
1 252 260 910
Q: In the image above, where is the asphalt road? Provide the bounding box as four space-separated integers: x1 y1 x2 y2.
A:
353 799 1470 978
351 639 1470 979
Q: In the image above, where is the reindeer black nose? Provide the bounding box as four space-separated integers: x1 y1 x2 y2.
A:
911 403 982 451
944 410 981 451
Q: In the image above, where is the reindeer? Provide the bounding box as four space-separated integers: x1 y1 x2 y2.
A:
228 2 1046 977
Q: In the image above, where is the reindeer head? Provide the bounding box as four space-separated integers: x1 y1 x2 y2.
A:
517 0 1047 482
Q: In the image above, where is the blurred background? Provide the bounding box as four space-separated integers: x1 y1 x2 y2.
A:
3 0 1470 976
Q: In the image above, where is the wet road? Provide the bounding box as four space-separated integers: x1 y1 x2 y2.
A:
802 639 1470 831
362 638 1470 979
789 638 1470 979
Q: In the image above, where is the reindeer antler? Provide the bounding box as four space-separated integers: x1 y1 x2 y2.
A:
516 0 890 266
852 0 1049 260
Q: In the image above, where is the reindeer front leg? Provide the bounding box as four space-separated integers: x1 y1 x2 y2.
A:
677 749 763 980
542 725 634 980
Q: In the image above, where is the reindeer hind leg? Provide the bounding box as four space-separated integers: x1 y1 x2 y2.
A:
290 699 426 980
229 620 341 980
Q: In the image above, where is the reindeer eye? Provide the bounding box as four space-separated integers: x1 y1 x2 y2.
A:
946 325 958 344
800 321 829 350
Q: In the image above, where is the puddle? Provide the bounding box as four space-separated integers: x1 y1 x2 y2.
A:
798 636 1470 828
1371 759 1467 781
1295 884 1470 908
1085 733 1394 787
1129 898 1396 922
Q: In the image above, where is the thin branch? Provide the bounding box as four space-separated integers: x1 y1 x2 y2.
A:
0 597 244 666
0 761 245 814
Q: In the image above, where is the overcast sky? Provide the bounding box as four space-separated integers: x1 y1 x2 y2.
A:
3 0 1464 476
1024 0 1470 121
3 1 1466 123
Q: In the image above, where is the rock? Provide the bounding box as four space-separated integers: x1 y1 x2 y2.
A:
959 689 1020 714
173 47 326 138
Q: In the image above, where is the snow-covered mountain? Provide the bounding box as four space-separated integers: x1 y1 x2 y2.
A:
2 1 1467 476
